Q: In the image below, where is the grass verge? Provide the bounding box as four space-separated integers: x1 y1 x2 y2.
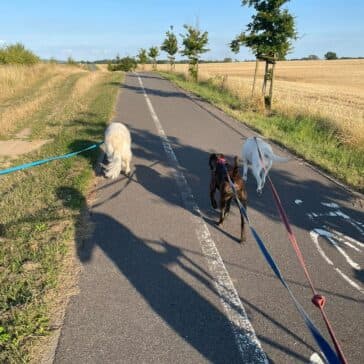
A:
159 71 364 193
0 70 123 362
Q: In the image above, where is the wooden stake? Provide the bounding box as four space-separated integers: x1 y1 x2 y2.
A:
252 58 259 98
268 59 276 110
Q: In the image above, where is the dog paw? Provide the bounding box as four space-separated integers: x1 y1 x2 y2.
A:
257 189 262 196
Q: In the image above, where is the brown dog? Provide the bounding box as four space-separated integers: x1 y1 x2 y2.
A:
209 153 248 243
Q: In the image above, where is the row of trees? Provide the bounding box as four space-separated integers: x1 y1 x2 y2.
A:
136 24 209 81
106 1 296 110
129 0 298 109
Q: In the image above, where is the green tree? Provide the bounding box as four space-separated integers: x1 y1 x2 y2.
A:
180 24 209 81
0 43 39 65
161 26 178 71
137 48 149 70
148 46 159 70
108 56 137 71
231 0 297 109
324 51 338 60
67 56 77 65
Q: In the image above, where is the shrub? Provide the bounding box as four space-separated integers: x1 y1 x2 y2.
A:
108 56 137 72
0 43 40 65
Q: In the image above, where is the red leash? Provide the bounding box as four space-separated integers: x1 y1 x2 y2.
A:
254 138 348 364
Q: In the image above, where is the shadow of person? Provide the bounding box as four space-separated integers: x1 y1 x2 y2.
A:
134 164 182 207
75 210 255 363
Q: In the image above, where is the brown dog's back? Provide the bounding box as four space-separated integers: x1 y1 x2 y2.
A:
209 154 248 242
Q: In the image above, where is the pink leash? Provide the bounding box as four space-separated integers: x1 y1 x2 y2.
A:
254 137 348 364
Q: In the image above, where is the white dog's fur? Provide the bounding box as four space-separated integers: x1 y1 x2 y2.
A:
104 122 132 179
242 137 288 194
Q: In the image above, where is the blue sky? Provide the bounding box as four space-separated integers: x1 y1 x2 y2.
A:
1 0 363 61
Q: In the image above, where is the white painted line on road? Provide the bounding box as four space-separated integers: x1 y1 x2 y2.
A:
335 267 364 294
310 230 364 294
309 352 325 364
324 226 362 252
137 74 268 363
321 202 339 208
313 228 360 270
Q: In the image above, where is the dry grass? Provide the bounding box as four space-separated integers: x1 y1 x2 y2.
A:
151 60 364 147
95 64 108 72
0 64 58 102
0 64 95 136
72 71 103 98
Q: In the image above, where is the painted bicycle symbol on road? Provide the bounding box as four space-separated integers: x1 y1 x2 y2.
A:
295 200 363 295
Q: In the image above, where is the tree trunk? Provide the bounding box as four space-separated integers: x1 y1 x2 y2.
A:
262 61 269 95
196 59 199 82
268 60 276 110
252 58 259 98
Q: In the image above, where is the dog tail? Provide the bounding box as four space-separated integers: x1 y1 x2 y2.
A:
105 149 122 179
271 153 289 163
263 148 289 163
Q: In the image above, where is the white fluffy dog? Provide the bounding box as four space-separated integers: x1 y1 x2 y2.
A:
242 137 288 194
103 122 132 179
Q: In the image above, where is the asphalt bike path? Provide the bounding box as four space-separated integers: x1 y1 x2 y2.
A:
54 72 363 363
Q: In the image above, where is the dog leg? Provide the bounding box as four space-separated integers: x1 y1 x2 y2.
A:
125 158 131 175
218 198 226 225
261 159 272 188
210 177 218 209
243 159 248 181
225 198 232 216
252 167 263 195
240 213 246 243
238 195 247 243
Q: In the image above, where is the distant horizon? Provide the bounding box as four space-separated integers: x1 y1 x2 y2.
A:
44 55 364 63
1 0 363 62
3 42 364 64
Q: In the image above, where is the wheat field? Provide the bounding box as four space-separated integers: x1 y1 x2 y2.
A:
151 60 364 147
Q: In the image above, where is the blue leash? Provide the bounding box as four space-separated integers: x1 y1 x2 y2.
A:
223 164 339 364
0 142 103 176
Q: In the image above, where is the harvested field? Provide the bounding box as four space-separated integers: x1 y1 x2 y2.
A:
150 60 364 147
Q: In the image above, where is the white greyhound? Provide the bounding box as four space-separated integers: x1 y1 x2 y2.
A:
241 137 288 194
